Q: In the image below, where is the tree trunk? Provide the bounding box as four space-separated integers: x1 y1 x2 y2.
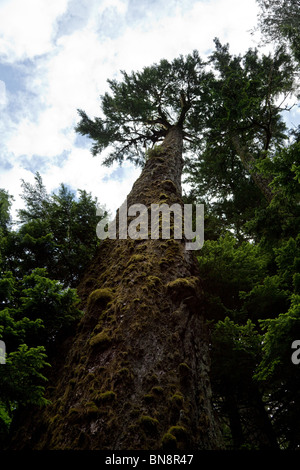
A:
225 393 244 450
231 134 274 203
8 126 223 451
239 387 279 450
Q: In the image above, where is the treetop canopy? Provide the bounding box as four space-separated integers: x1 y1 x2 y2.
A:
76 49 209 166
75 39 296 168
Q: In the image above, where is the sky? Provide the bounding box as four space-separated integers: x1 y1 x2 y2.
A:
0 0 296 221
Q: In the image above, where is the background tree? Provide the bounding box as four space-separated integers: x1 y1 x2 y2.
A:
76 50 213 168
0 189 13 235
186 49 300 448
4 38 299 450
0 266 82 444
255 0 300 63
2 173 101 287
0 178 101 445
7 50 226 452
184 39 296 239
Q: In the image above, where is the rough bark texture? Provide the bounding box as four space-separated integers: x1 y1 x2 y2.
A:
231 134 274 203
8 126 223 451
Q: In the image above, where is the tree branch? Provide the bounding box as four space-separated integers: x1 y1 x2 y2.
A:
177 91 192 127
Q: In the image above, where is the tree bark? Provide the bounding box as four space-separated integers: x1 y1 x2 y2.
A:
239 387 279 450
231 134 274 203
225 393 244 450
8 126 223 451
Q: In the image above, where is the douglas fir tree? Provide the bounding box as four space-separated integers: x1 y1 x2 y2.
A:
9 40 296 450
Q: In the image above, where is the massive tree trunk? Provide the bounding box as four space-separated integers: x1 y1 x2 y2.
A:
8 126 223 451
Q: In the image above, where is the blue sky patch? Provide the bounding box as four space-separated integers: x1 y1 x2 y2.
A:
102 166 127 182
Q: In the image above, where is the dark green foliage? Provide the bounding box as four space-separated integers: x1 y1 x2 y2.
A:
198 230 300 448
75 50 210 166
197 233 269 321
75 39 299 449
2 172 101 287
0 189 13 234
247 142 300 242
256 0 300 63
176 37 299 448
192 124 300 448
184 40 296 236
1 17 299 448
254 295 300 449
195 165 300 449
76 40 296 195
0 267 82 442
0 343 50 441
0 175 102 444
1 344 50 407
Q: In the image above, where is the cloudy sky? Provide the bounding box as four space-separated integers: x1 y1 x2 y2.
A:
0 0 285 220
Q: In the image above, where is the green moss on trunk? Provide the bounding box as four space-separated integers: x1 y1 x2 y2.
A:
8 126 223 451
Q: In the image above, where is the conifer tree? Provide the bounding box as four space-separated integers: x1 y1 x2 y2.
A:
8 42 296 451
256 0 300 63
8 50 223 451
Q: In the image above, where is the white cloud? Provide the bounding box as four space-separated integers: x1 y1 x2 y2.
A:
107 0 260 72
0 0 269 219
0 0 69 62
0 163 37 221
45 29 115 116
4 28 118 163
0 80 7 109
18 0 260 153
7 112 73 159
40 146 141 215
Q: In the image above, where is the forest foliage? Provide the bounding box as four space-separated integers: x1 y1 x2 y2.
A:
0 177 101 441
0 0 300 450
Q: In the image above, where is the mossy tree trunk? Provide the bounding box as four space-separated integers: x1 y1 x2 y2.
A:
9 126 223 450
